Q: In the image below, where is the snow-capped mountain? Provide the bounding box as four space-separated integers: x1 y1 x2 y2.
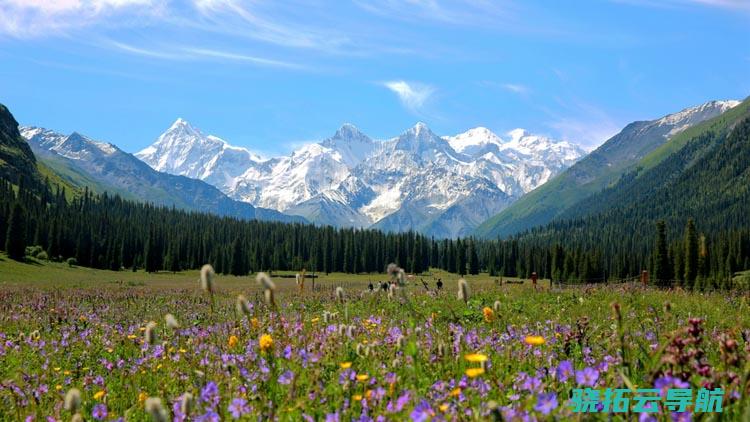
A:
20 126 302 224
475 99 742 238
135 118 267 195
137 120 587 237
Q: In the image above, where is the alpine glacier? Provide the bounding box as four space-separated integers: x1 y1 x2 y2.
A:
136 120 586 238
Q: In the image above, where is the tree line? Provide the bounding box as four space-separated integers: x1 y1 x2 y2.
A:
1 177 749 290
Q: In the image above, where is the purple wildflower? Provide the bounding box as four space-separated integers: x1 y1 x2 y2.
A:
534 393 558 415
278 370 294 385
92 404 107 420
556 360 574 382
575 367 599 387
228 398 250 419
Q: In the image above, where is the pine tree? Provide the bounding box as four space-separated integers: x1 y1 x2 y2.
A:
456 239 466 275
229 237 244 276
653 220 670 286
5 202 26 261
684 219 698 288
468 240 479 275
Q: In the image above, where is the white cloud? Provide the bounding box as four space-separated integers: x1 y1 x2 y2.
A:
383 80 435 112
107 41 305 69
502 83 528 94
0 0 163 37
613 0 750 10
542 97 623 148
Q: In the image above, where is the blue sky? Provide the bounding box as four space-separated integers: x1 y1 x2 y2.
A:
1 0 748 156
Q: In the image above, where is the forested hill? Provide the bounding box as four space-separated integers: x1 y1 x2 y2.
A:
556 107 750 232
0 104 42 190
475 99 744 238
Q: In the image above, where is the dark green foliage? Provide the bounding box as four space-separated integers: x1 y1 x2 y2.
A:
5 201 26 260
684 219 698 287
653 220 670 285
0 104 43 190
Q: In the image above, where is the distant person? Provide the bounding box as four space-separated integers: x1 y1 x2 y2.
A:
368 282 374 291
381 282 389 292
436 279 443 290
531 272 538 290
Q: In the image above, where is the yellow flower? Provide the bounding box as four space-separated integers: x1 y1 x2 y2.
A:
339 362 352 369
259 334 273 352
482 307 496 323
449 388 461 397
463 353 488 363
311 317 320 323
79 316 87 322
465 368 485 378
356 374 369 382
439 403 449 412
353 394 363 401
93 390 106 400
524 335 546 346
138 392 148 404
228 335 239 348
127 334 137 340
55 385 63 391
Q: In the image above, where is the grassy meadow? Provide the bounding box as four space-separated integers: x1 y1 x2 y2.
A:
1 255 750 421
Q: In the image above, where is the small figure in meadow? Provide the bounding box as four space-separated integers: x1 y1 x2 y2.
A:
531 272 538 290
368 282 374 291
436 278 443 290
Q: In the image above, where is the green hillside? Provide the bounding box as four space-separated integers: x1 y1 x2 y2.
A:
557 107 750 231
476 98 749 238
0 104 43 190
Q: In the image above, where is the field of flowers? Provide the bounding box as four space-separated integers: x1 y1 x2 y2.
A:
1 263 750 421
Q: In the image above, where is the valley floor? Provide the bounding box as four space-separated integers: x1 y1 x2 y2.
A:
1 256 749 420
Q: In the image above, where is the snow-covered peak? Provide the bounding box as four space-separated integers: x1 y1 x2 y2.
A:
136 119 263 181
321 124 375 167
21 127 119 159
393 122 454 157
444 127 504 155
656 99 740 137
507 128 527 140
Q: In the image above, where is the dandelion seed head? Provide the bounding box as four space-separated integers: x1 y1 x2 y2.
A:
256 272 276 291
335 286 345 302
64 388 81 412
457 278 470 303
144 321 158 345
236 295 252 316
165 313 180 330
200 264 215 293
145 397 169 422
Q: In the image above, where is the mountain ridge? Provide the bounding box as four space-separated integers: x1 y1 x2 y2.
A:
137 120 585 237
474 99 741 238
20 126 304 224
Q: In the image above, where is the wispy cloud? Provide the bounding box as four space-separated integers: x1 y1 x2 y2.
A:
383 80 435 113
0 0 164 38
612 0 750 11
542 97 623 148
190 0 352 53
354 0 516 26
501 83 529 95
106 41 304 69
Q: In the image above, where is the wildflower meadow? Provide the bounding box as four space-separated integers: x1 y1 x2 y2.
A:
1 261 750 421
